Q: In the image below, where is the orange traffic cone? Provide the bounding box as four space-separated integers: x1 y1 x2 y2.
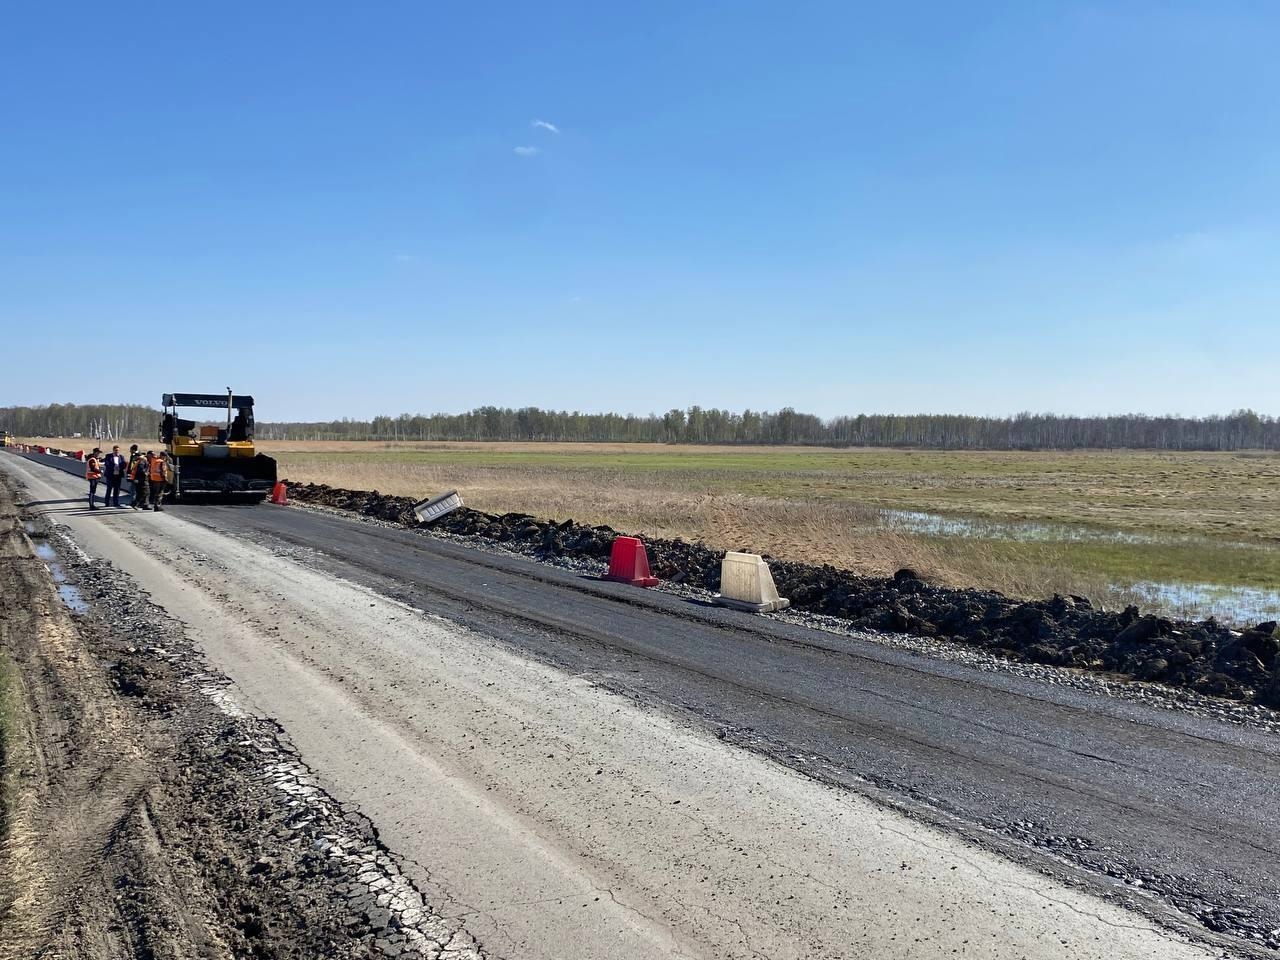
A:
603 536 659 587
270 482 288 505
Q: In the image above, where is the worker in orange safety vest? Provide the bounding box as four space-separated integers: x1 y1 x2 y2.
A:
146 451 170 512
85 448 103 511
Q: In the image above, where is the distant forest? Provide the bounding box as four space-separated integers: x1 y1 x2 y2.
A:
0 403 160 442
2 402 1278 451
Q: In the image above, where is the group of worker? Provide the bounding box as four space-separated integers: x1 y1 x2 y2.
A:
83 444 172 511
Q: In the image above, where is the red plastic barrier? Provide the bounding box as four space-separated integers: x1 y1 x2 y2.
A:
270 481 288 505
604 536 659 587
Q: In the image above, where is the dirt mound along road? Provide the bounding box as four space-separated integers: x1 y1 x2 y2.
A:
0 477 484 960
284 480 1280 708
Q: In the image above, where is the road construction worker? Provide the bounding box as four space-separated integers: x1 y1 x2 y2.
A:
128 445 149 510
85 448 103 510
147 450 169 511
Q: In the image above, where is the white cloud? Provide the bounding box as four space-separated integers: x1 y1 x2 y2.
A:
513 145 540 156
532 119 560 134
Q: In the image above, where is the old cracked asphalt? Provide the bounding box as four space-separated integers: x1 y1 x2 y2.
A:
5 450 1274 960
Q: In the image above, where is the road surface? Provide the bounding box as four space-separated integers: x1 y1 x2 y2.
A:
5 450 1275 959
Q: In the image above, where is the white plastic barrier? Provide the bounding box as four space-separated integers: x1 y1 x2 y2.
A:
715 551 790 613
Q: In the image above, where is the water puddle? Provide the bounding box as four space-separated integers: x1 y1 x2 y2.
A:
881 508 1246 548
57 585 89 613
30 536 89 613
1124 582 1280 625
877 508 1280 624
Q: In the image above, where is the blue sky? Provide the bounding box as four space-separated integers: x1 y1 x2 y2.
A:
3 2 1277 421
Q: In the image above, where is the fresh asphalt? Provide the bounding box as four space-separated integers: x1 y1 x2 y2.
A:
14 450 1280 954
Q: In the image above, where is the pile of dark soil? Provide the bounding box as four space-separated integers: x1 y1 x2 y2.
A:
283 481 1280 709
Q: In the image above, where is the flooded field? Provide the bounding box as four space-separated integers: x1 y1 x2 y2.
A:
882 508 1280 624
885 509 1182 545
1125 581 1280 624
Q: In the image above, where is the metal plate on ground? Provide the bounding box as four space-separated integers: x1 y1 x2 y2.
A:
412 489 463 524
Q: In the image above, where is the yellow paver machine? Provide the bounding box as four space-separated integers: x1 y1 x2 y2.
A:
160 390 277 501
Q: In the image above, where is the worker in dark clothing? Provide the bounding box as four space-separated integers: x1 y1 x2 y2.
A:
102 444 127 508
128 445 149 510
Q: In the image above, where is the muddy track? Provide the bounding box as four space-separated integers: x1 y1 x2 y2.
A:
0 476 484 960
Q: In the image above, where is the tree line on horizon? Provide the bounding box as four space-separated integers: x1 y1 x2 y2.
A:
0 403 160 442
3 402 1277 451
